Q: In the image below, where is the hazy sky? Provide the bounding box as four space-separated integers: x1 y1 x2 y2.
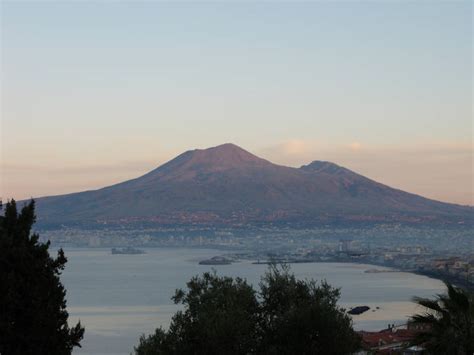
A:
1 1 472 205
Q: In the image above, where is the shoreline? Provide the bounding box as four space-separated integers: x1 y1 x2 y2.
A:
246 258 474 291
55 246 473 291
410 269 474 291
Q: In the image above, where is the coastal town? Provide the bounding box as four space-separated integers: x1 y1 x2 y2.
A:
41 224 474 289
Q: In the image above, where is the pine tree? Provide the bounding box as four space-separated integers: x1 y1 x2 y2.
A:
0 200 84 355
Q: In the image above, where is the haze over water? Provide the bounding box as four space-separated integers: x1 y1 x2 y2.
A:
59 247 445 355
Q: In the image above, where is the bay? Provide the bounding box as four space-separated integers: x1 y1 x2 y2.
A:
57 247 444 355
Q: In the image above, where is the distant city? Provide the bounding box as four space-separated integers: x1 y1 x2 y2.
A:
42 223 474 289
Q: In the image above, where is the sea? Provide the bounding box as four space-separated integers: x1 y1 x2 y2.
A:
56 247 445 355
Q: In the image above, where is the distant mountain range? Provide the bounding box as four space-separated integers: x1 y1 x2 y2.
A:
33 143 473 227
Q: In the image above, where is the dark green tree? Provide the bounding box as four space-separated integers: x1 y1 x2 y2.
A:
135 264 360 355
135 271 259 355
0 200 84 355
258 264 360 355
410 282 473 355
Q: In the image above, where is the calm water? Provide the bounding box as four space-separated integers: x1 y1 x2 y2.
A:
58 247 444 355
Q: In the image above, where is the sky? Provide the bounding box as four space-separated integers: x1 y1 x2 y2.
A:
1 1 472 205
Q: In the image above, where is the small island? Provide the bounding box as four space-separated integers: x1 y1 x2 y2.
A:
348 306 370 315
199 256 232 265
111 247 146 255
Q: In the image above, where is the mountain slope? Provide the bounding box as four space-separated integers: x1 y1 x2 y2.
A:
34 143 473 226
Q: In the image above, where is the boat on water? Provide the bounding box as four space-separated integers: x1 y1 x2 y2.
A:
199 256 232 265
365 268 398 273
111 247 146 255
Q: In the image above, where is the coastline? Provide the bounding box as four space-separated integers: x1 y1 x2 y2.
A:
248 258 473 291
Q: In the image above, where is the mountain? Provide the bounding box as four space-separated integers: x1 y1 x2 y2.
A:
33 143 473 227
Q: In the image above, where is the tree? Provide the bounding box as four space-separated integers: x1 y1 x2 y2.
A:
0 200 84 355
135 271 259 355
258 264 360 355
134 264 360 355
410 282 473 355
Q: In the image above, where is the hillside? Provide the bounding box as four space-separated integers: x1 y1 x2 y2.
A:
33 144 473 227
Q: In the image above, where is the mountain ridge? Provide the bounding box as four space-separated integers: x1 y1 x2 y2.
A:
32 143 473 227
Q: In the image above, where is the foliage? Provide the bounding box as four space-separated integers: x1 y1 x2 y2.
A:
258 264 361 355
0 200 84 355
136 271 259 355
410 282 474 355
134 264 360 355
